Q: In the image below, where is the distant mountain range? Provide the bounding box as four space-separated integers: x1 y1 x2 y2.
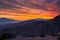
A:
0 18 20 25
0 15 60 37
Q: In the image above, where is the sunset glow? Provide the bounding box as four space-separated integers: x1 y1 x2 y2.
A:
0 0 60 20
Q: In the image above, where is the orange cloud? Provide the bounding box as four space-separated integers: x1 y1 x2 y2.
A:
0 0 59 20
0 9 58 20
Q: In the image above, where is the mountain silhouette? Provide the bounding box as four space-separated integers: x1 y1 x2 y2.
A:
0 18 49 36
48 15 60 34
0 18 13 20
54 15 60 19
0 18 19 25
0 15 60 37
52 15 60 21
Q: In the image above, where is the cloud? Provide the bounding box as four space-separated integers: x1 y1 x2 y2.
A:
0 0 60 20
0 0 59 11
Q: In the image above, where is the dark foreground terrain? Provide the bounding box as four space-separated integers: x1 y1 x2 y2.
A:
0 15 60 40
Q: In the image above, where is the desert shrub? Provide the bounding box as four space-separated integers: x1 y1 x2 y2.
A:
57 37 60 40
22 33 34 37
40 34 46 37
56 33 60 40
51 33 57 36
0 33 16 40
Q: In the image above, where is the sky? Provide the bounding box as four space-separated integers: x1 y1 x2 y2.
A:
0 0 60 20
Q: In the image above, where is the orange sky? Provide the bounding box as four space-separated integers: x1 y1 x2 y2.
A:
0 9 59 20
0 0 59 20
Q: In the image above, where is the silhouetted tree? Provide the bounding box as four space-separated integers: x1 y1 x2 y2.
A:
56 33 60 40
0 33 16 40
51 33 57 36
40 34 46 37
22 32 34 37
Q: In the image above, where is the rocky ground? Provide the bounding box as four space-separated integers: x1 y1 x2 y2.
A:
5 35 58 40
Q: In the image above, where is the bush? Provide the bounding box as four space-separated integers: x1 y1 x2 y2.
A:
51 33 57 36
57 37 60 40
22 33 34 37
0 33 16 40
40 34 46 37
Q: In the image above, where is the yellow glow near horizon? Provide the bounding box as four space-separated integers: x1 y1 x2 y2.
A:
0 14 54 20
0 0 59 20
0 9 58 20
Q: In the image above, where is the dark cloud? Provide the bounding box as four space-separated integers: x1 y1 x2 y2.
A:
0 3 16 9
0 0 60 13
0 0 21 10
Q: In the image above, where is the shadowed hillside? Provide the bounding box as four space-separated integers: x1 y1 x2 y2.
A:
0 15 60 40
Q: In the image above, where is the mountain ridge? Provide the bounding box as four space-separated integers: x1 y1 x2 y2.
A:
0 17 20 25
0 15 60 37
